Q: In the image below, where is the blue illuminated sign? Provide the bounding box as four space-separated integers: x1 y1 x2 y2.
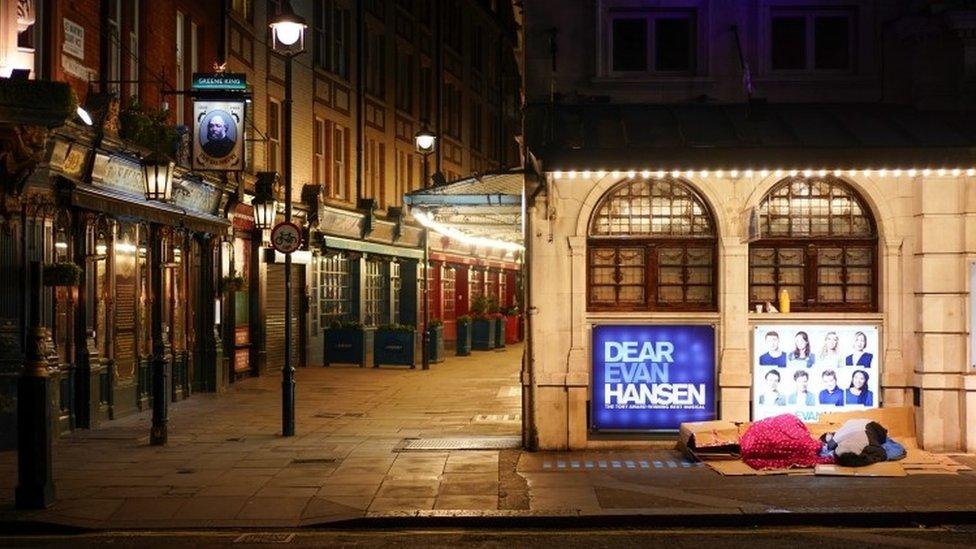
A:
591 324 716 432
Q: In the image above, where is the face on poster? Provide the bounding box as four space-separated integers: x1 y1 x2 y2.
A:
591 324 716 432
752 324 880 422
193 101 245 171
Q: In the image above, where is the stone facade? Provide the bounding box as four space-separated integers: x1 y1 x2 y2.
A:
520 0 976 451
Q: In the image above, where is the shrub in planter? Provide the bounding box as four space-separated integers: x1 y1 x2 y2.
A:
374 324 417 367
426 318 445 363
455 315 472 356
43 262 82 287
324 320 372 367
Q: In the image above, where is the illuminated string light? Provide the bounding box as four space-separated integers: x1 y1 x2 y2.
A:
547 167 976 180
413 210 524 252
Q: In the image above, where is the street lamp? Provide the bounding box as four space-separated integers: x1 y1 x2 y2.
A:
270 0 306 437
414 128 437 370
141 152 175 446
252 173 279 231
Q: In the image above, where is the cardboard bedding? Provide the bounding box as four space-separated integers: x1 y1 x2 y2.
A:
677 407 971 477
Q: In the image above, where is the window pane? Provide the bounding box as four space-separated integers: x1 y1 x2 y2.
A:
658 286 682 303
771 16 806 70
781 285 804 302
655 17 692 71
847 267 871 285
618 286 644 303
815 16 850 70
590 287 614 302
752 285 776 303
612 18 648 71
686 286 711 303
686 267 711 285
818 267 843 284
751 267 775 285
779 267 804 285
846 286 871 303
818 286 843 302
659 267 683 285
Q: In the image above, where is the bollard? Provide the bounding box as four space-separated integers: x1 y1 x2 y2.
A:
15 261 55 509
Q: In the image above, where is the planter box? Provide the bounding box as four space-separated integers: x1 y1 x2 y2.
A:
374 329 417 368
493 317 506 349
456 321 472 356
472 318 496 351
324 327 373 367
427 325 444 363
505 315 521 343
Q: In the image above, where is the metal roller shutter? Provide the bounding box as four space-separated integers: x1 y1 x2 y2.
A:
266 264 302 372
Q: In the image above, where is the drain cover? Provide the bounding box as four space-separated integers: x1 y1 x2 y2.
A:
402 436 522 450
233 533 295 544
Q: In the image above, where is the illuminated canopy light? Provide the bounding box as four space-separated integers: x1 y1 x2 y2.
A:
548 167 976 180
76 106 93 126
413 210 523 252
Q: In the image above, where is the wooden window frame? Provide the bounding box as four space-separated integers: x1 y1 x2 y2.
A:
586 177 718 312
748 177 878 312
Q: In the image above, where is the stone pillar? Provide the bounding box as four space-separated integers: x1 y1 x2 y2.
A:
719 241 751 422
914 175 967 451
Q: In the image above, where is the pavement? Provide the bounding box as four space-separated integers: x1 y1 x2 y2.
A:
1 342 976 531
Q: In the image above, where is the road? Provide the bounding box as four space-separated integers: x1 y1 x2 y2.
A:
3 526 976 548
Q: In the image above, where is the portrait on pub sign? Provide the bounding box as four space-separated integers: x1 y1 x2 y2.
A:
193 101 245 171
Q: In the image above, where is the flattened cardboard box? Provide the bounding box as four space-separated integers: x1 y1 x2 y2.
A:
683 407 964 477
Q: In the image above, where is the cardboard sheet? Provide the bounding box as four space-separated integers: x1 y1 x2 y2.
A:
683 406 965 477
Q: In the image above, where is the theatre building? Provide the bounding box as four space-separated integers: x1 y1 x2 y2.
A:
520 1 976 452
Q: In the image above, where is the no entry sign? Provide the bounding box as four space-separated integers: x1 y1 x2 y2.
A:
270 222 302 254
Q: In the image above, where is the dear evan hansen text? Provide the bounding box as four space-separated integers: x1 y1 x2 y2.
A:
592 325 716 431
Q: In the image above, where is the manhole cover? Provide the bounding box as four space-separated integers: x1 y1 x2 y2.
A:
402 436 522 450
234 533 295 544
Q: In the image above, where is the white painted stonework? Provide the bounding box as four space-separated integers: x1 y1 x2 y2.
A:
524 172 976 451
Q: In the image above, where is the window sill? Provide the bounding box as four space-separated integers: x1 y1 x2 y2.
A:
586 311 720 324
755 73 875 83
748 311 883 323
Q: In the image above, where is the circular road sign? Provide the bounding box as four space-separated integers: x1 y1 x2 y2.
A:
270 222 302 254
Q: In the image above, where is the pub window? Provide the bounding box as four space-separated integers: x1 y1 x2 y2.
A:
770 9 854 72
588 177 717 311
391 261 401 325
363 258 389 326
365 31 386 98
749 177 877 312
608 10 696 74
442 266 456 322
318 252 351 327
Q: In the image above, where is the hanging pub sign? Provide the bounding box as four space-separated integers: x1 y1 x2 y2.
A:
192 100 245 171
591 324 717 432
751 324 881 423
192 72 248 172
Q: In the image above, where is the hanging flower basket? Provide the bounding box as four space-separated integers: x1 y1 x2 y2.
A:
42 262 82 287
219 275 246 294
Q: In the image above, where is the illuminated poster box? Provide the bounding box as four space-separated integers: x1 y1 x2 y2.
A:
591 324 717 432
752 324 880 423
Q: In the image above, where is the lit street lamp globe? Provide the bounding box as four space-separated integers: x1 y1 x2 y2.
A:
415 129 436 154
269 1 307 51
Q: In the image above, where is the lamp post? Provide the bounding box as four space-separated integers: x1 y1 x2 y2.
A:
414 129 436 371
140 152 175 445
270 1 306 437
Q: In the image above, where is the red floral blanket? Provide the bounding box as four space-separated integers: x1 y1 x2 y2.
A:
740 414 834 470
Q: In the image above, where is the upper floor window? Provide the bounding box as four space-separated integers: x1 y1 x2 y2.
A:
231 0 253 23
607 9 696 74
314 1 351 79
749 177 877 312
588 177 717 311
770 9 854 72
365 31 386 98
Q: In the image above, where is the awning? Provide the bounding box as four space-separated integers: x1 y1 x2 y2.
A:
319 235 424 260
72 185 230 234
403 170 524 247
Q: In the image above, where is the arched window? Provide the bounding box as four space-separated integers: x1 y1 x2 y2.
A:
749 176 877 312
588 177 717 311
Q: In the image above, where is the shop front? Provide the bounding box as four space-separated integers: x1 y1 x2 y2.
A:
68 150 229 426
523 103 976 452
